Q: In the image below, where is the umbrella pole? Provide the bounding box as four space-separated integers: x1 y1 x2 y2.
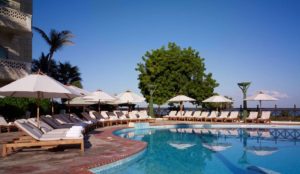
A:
180 101 183 116
68 100 71 113
37 98 40 128
51 98 54 115
98 100 101 112
68 100 71 119
259 100 262 116
127 101 130 113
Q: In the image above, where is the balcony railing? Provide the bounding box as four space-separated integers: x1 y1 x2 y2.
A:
0 58 31 81
0 5 31 32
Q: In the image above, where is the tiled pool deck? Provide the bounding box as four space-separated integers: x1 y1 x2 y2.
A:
0 120 300 174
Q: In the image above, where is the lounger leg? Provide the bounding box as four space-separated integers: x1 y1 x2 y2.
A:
80 140 84 153
2 144 7 157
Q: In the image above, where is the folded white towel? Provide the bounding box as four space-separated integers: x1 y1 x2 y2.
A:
66 132 81 138
66 129 82 138
72 125 83 129
70 126 84 131
120 116 127 119
84 120 93 124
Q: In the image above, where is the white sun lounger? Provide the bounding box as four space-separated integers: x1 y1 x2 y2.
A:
195 111 209 121
215 111 229 122
246 111 258 123
205 111 218 122
2 119 84 157
225 111 240 122
257 111 271 124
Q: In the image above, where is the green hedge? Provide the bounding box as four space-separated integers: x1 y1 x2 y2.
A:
0 97 51 121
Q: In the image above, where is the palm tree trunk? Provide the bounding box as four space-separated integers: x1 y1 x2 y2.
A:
47 51 54 75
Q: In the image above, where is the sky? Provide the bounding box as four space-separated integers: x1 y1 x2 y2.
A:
32 0 300 108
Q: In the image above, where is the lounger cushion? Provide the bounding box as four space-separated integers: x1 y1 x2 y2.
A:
0 116 8 125
15 119 43 140
28 118 54 133
115 111 124 117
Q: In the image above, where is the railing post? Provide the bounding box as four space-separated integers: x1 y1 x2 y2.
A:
294 104 297 120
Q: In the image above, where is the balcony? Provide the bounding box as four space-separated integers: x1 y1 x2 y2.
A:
0 6 31 33
0 58 31 83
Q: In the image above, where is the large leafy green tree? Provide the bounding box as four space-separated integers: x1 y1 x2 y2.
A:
136 42 219 106
33 27 74 73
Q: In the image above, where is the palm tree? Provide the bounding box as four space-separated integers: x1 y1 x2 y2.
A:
33 27 74 73
56 62 82 85
32 52 57 76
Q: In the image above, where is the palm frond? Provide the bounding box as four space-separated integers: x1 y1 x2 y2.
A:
32 26 51 45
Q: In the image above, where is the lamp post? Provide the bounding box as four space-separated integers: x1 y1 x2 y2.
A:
238 82 251 122
148 84 156 118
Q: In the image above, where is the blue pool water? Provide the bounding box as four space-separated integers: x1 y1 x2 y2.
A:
92 126 300 174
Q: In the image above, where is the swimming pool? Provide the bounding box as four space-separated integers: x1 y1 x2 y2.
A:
91 125 300 174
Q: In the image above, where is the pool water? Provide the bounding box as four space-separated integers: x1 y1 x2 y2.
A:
95 127 300 174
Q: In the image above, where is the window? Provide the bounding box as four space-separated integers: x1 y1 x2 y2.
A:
0 46 8 59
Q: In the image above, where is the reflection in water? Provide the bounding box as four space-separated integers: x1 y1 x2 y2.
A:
202 142 232 152
245 146 278 156
109 127 300 174
168 142 196 150
247 166 280 174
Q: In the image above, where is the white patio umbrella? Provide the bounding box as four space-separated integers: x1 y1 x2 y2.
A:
115 90 145 112
67 97 96 106
168 95 196 116
64 96 96 112
83 90 115 111
203 95 233 103
0 73 79 127
245 91 278 110
64 85 91 113
203 95 233 111
65 85 91 96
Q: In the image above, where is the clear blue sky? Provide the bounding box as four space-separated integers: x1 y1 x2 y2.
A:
33 0 300 108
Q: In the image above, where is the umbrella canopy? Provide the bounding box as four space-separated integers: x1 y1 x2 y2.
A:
0 73 79 126
115 90 145 104
168 95 196 102
64 85 91 113
168 95 195 116
83 90 115 111
114 90 145 112
203 95 232 111
66 97 96 106
245 91 278 108
65 85 91 96
0 74 78 98
203 95 232 103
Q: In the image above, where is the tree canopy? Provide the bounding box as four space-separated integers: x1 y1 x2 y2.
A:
33 27 74 73
32 55 82 87
136 42 219 106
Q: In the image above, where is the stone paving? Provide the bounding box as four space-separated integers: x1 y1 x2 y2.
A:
0 120 300 174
